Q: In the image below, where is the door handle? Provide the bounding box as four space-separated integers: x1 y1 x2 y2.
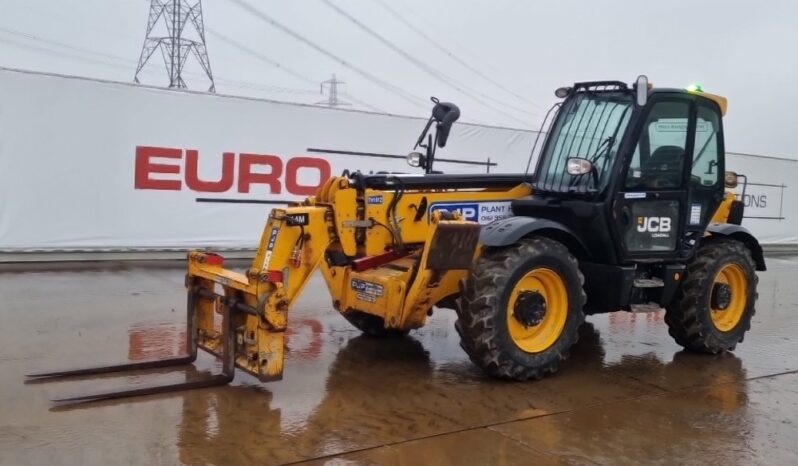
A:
621 206 632 227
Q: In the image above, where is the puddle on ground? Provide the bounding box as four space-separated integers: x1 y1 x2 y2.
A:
1 258 797 465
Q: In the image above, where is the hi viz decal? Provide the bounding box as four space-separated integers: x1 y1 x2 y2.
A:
262 226 280 269
428 201 513 225
636 216 672 237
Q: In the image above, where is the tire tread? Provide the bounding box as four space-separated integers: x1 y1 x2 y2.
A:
455 237 586 380
665 239 758 353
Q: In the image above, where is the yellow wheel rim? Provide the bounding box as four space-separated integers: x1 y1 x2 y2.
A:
506 268 568 353
709 263 748 332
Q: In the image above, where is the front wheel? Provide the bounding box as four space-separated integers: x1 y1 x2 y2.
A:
665 240 758 353
455 237 586 380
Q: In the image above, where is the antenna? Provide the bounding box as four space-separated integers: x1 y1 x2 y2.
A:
316 74 350 108
134 0 215 92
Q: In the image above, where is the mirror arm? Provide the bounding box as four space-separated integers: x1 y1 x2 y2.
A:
414 116 435 150
739 173 748 199
426 133 435 174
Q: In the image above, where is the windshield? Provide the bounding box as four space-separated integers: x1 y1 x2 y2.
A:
535 91 633 193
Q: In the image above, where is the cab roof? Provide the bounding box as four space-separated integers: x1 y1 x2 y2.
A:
568 80 728 116
648 87 728 116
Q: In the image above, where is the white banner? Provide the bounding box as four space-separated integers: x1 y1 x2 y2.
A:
727 152 795 244
0 68 535 251
0 68 795 253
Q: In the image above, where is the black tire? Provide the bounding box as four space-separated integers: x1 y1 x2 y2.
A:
342 310 409 338
455 236 586 380
665 239 758 353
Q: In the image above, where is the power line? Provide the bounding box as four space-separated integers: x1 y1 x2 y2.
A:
213 76 317 95
340 93 386 113
5 0 462 117
0 26 314 96
0 34 214 90
8 1 386 112
205 27 317 86
0 27 388 113
373 0 545 111
207 28 385 111
393 1 535 102
0 27 132 67
0 37 113 71
0 22 389 114
0 33 185 86
1 15 312 97
226 0 430 111
0 33 146 74
206 28 388 111
318 0 534 127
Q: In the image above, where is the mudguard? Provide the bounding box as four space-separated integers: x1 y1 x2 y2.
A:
480 216 588 258
706 223 766 271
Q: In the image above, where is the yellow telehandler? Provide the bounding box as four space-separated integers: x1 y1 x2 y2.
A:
31 76 765 403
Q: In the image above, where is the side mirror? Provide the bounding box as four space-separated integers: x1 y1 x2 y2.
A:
635 75 649 107
566 157 594 176
407 151 425 168
725 171 739 188
432 101 460 148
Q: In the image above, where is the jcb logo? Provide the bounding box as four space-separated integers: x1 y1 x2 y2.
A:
636 217 671 233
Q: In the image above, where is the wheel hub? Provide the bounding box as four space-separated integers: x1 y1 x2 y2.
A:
711 283 732 310
513 290 547 327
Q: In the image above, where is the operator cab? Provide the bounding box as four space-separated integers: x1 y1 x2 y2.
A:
515 76 731 266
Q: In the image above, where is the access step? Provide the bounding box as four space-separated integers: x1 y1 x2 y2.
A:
633 278 664 288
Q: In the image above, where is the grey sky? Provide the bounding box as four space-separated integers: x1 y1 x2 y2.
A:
0 0 795 157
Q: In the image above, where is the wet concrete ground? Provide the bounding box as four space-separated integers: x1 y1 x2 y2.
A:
1 257 797 466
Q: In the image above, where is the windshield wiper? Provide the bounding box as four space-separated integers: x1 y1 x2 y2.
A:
589 136 614 164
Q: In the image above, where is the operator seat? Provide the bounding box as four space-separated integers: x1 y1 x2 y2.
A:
643 145 684 188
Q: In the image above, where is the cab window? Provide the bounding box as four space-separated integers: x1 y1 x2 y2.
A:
691 103 721 187
625 100 691 190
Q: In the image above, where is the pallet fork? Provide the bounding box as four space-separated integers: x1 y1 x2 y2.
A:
26 287 237 404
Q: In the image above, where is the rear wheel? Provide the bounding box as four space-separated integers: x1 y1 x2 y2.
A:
665 240 758 353
342 310 409 338
456 237 586 380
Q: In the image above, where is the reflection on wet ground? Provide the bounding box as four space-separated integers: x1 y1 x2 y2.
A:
1 257 798 465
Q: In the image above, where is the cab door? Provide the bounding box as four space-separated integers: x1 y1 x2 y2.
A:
613 95 694 261
686 100 726 237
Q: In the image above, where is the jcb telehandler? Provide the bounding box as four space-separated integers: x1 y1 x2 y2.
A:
31 76 765 403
